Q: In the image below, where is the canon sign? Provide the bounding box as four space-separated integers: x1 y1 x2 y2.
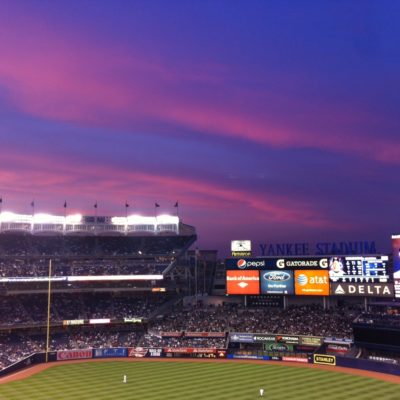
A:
57 349 92 361
237 259 265 269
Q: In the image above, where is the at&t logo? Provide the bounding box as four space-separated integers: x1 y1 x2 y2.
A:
297 274 308 285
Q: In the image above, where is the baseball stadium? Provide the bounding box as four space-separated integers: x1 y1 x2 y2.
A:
0 211 399 399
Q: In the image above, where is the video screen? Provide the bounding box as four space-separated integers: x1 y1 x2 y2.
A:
328 256 389 283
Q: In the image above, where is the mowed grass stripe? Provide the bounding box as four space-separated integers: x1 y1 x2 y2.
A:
0 361 398 400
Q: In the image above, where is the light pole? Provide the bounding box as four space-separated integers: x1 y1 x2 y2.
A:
45 259 52 363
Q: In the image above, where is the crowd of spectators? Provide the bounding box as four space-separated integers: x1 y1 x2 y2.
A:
0 259 167 278
141 334 226 349
0 293 170 326
0 330 141 370
0 234 186 257
0 301 393 371
145 303 359 339
226 303 359 338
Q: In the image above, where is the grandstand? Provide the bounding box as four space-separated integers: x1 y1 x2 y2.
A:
0 211 198 369
1 212 400 378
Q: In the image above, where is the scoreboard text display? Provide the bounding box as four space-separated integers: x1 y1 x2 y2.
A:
226 270 260 295
294 270 329 296
328 256 389 283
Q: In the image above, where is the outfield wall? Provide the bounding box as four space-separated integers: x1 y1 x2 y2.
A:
1 347 399 378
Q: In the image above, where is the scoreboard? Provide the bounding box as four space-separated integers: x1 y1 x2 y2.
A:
328 256 389 283
226 255 392 297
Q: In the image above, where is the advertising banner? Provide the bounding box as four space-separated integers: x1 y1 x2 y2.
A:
89 318 110 324
163 348 216 354
231 240 252 257
226 270 260 295
128 347 148 358
93 348 127 358
62 320 85 326
228 354 265 360
326 345 349 354
294 270 329 296
330 282 394 297
124 317 142 323
57 349 92 361
185 332 226 338
216 350 227 358
264 342 294 352
314 354 336 366
226 257 328 270
148 348 163 357
276 335 300 344
260 270 294 294
161 332 182 337
229 333 255 343
282 356 308 363
300 336 322 347
252 334 277 343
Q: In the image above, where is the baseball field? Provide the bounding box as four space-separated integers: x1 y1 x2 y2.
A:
0 359 399 400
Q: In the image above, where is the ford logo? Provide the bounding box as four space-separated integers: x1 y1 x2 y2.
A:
263 271 290 281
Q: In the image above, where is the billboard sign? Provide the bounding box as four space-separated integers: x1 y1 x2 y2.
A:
226 257 328 270
260 270 294 294
226 270 260 295
93 348 127 358
252 334 277 342
264 342 294 352
294 270 329 296
330 282 394 297
300 336 322 347
313 354 336 366
229 333 255 343
128 347 148 358
57 349 92 361
231 240 252 257
148 348 163 357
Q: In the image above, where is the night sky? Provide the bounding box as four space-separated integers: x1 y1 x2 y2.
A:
0 1 399 256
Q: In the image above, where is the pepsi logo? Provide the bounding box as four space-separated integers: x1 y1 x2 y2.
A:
237 259 247 269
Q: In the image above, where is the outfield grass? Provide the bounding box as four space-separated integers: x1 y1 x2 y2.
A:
0 360 398 400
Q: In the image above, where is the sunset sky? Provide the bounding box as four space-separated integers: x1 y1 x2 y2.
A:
0 1 399 256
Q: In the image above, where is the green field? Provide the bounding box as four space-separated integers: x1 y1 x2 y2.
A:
0 360 398 400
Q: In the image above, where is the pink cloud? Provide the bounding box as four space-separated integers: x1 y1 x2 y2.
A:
0 147 336 229
0 14 398 165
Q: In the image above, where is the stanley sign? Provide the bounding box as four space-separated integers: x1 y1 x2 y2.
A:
313 354 336 366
